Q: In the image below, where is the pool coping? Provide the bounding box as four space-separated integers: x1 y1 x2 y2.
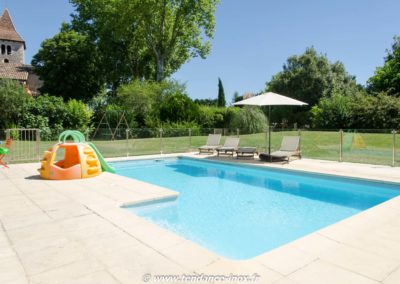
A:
1 154 400 283
107 152 400 184
108 154 400 280
181 155 400 186
114 154 400 260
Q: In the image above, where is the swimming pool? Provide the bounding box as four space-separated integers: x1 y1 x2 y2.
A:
113 157 400 259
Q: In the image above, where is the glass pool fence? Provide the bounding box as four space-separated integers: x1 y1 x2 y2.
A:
1 128 398 167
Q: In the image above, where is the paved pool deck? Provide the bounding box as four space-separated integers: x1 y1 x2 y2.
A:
1 154 400 284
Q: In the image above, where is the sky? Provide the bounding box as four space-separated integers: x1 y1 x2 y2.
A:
2 0 400 103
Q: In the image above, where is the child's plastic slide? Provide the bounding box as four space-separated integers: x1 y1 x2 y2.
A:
88 142 116 173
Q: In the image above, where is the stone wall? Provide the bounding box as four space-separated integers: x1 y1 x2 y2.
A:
0 40 24 64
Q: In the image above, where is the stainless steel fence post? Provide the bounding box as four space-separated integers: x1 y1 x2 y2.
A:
5 129 10 162
339 129 343 162
392 130 397 167
36 129 41 161
237 128 240 137
160 128 163 154
126 129 130 157
298 129 302 157
188 129 192 152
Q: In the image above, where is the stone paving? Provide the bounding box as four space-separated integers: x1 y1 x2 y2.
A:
0 154 400 284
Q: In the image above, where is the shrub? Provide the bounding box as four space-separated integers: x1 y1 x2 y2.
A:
160 121 200 137
310 93 353 129
231 106 267 134
20 95 93 139
115 80 185 127
24 94 68 128
65 99 93 131
311 92 400 129
196 106 239 129
197 106 223 129
0 79 30 128
159 91 199 123
350 93 400 129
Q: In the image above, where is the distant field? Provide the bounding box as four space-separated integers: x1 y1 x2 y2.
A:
6 130 399 167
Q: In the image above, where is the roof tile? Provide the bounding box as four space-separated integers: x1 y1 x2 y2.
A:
0 63 30 80
0 9 25 44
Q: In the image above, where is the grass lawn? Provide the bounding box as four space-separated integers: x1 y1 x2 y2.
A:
6 130 399 166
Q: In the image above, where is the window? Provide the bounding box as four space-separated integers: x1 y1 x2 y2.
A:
7 45 11 55
4 59 9 63
1 45 5 55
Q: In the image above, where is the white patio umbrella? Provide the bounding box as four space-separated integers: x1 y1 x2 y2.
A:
234 92 307 154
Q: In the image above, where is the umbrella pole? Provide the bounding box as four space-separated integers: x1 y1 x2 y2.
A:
268 106 271 155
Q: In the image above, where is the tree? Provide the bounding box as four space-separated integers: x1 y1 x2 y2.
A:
70 0 219 83
217 77 226 107
368 36 400 97
135 0 219 81
69 0 153 87
266 47 358 106
266 47 358 124
32 25 104 102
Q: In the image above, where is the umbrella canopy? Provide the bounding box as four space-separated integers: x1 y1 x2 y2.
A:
234 92 307 155
233 92 307 106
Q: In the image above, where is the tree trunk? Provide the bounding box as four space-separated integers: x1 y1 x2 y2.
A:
156 54 164 82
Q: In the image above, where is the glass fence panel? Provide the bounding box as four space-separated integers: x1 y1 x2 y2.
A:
94 140 128 158
269 130 301 153
88 128 127 158
396 131 400 167
300 130 340 161
91 127 115 141
342 130 393 166
187 128 218 151
161 129 191 154
236 131 267 153
127 128 162 156
3 127 399 166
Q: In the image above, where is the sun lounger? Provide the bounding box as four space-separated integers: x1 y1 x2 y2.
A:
259 136 301 163
216 137 240 156
236 147 258 159
198 134 222 154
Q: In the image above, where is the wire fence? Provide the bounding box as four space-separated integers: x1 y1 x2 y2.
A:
0 128 398 167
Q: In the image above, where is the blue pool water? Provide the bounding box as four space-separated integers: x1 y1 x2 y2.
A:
113 158 400 259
